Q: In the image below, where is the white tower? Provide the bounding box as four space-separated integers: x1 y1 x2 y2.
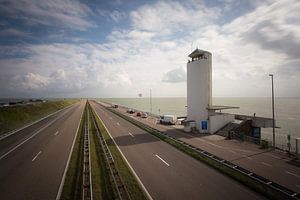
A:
187 49 212 131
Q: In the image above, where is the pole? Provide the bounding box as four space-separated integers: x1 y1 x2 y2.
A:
269 74 275 149
150 89 152 114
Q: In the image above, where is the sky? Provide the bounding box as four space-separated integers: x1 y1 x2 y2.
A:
0 0 299 98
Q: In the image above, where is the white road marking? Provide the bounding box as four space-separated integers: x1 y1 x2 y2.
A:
54 131 59 136
228 150 237 154
261 162 272 167
117 122 120 126
129 132 134 137
32 151 42 162
242 155 252 160
286 171 300 178
267 154 281 159
155 154 170 166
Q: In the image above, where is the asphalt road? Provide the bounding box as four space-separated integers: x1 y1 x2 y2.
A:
0 100 85 200
114 104 300 194
90 101 265 200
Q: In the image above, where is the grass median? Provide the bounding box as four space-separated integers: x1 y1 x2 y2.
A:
88 105 114 200
108 107 291 200
0 99 79 135
90 105 148 200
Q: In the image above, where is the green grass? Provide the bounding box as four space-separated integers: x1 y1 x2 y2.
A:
88 105 114 200
0 99 79 135
108 108 291 200
91 106 148 200
60 104 85 200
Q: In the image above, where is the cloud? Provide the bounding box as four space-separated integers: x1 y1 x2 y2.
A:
0 28 31 36
0 0 299 98
0 0 94 30
162 67 186 83
11 73 50 90
97 9 126 22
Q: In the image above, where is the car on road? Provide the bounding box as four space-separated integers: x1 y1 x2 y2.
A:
112 104 118 108
141 112 148 118
127 108 135 114
136 112 141 117
159 115 177 125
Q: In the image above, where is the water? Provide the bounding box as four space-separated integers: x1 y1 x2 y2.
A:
99 97 300 151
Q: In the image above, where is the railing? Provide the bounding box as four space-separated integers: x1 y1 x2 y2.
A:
89 104 129 200
82 109 93 200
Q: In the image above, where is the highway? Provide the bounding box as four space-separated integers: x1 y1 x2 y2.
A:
115 105 300 194
0 100 85 200
90 101 265 200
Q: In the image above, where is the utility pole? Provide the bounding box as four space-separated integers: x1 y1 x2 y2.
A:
269 74 275 149
150 89 152 114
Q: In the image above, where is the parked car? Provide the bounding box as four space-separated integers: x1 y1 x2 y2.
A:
141 112 148 118
159 115 177 125
112 104 118 108
127 108 135 114
136 112 141 117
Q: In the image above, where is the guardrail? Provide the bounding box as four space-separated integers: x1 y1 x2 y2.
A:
107 106 300 200
89 104 130 200
82 108 92 200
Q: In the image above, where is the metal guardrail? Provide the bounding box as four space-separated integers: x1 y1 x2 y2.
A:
107 107 300 200
83 109 93 200
89 105 129 200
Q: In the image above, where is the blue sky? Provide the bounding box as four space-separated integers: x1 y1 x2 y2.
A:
0 0 299 98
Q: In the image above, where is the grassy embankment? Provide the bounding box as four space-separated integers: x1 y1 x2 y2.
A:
60 103 86 200
108 107 291 200
0 99 79 135
90 103 148 200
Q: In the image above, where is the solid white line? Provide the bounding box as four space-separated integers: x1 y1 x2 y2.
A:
54 131 59 136
261 162 273 167
0 112 66 160
32 151 42 162
267 154 281 159
128 132 134 137
56 102 84 200
117 122 120 126
0 103 75 141
228 150 237 154
286 171 300 178
92 106 153 200
155 154 170 167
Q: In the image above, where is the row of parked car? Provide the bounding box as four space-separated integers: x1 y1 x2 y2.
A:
127 108 148 118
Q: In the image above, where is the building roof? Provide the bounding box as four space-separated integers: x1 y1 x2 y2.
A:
188 49 211 58
207 105 240 110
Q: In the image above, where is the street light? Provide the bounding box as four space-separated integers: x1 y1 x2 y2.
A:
269 74 275 149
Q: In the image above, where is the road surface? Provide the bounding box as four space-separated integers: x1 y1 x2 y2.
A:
0 100 85 200
90 101 265 200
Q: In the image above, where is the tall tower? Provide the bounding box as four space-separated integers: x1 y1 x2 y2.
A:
187 49 212 130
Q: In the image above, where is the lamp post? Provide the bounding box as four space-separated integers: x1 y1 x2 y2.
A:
269 74 275 149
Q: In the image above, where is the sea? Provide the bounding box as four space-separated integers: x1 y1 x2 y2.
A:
99 97 300 151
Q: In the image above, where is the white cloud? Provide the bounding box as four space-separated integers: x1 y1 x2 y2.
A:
0 0 94 30
162 67 186 83
1 0 300 97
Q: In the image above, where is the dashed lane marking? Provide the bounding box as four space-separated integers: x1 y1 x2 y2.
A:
261 162 272 167
32 151 42 162
129 132 134 137
155 154 170 167
286 171 300 178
